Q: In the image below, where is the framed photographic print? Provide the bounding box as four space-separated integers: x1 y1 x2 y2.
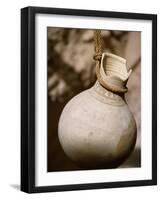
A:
21 6 157 193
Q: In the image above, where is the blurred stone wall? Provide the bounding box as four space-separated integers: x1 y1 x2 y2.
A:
47 28 141 171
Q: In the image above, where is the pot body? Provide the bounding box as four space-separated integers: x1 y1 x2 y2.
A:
58 81 137 169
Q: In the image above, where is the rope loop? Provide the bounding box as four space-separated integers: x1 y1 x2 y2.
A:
93 30 127 94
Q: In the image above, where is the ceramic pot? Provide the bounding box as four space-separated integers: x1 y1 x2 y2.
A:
58 52 137 169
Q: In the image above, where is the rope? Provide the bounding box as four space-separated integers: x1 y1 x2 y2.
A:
93 30 102 60
93 30 103 90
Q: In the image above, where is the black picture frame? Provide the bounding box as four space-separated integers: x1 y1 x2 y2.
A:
21 6 157 193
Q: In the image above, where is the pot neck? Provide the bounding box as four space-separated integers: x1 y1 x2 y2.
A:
97 52 131 94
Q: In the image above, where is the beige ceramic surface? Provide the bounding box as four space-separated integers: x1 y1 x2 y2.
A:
58 53 137 169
